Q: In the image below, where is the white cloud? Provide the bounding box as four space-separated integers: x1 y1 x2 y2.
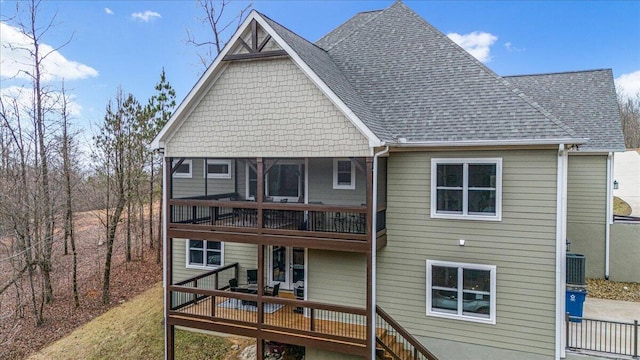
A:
105 8 114 15
447 31 498 63
615 70 640 99
1 85 83 118
504 42 524 53
131 10 161 22
0 22 99 81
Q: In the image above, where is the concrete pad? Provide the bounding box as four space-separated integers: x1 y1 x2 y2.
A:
583 297 640 322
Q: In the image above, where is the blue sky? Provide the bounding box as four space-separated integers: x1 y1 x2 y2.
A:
1 0 639 134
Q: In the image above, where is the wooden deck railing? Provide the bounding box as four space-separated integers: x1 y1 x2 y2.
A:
376 306 439 360
169 199 386 241
168 284 368 349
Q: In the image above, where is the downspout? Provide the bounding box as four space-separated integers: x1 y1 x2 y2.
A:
556 144 568 359
371 146 389 360
605 152 613 280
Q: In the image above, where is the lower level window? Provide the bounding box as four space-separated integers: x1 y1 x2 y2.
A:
426 260 496 324
187 240 223 268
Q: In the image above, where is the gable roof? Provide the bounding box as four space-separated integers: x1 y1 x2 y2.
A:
505 69 626 152
152 10 383 150
154 1 614 151
316 1 583 146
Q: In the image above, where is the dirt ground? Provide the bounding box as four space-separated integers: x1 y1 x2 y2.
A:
0 210 162 360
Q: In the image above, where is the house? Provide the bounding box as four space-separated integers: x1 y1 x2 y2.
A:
151 2 624 360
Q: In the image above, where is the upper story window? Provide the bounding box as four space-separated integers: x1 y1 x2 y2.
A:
173 159 192 178
430 158 502 221
333 159 355 190
205 159 232 179
426 260 496 324
186 240 223 269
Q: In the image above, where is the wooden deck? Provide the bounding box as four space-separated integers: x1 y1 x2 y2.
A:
167 289 369 356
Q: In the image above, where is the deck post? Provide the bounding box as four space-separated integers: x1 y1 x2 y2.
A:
167 324 175 360
164 156 173 360
257 337 264 360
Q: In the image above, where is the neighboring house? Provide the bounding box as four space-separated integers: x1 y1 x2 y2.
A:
151 2 624 360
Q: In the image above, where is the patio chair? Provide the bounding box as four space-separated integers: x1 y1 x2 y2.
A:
246 269 258 284
264 282 280 297
228 278 238 290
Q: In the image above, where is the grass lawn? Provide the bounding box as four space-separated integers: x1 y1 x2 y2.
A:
29 282 252 360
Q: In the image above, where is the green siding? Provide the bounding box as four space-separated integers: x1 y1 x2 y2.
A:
172 158 237 199
172 239 256 284
307 250 366 308
307 158 366 206
377 150 558 358
566 155 607 278
567 155 607 224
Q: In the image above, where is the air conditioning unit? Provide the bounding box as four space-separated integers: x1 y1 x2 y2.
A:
566 253 586 286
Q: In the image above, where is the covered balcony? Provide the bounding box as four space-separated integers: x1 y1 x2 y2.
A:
166 157 387 252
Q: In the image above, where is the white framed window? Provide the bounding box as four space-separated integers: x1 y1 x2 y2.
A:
205 159 232 179
173 159 192 178
266 160 303 202
186 240 223 269
430 158 502 221
333 158 355 190
426 260 496 324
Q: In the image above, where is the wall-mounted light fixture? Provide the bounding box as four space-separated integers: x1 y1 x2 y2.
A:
613 180 619 190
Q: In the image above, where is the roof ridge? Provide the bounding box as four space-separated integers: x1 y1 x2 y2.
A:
320 7 387 51
393 2 580 139
505 68 612 78
256 11 330 54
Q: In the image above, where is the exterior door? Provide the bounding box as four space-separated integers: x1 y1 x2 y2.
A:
269 246 305 290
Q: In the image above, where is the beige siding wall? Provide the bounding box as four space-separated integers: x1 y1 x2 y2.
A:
165 58 371 158
307 158 366 206
610 222 640 283
172 239 256 284
377 150 558 358
172 158 237 198
307 250 366 308
566 155 607 278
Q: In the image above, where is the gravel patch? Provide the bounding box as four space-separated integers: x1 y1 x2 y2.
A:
586 278 640 302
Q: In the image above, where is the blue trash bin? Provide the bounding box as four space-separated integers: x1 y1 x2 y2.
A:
566 288 587 322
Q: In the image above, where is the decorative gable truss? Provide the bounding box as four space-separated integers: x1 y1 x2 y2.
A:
223 19 287 61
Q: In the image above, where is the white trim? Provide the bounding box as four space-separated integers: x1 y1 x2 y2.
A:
162 156 168 360
605 152 613 279
391 138 587 148
204 159 232 179
555 145 568 359
245 161 257 200
185 239 224 270
430 158 502 221
333 158 356 190
172 159 192 178
371 146 389 360
426 260 497 325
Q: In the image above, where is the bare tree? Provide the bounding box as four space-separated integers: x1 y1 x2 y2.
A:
59 83 80 307
619 93 640 149
185 0 252 69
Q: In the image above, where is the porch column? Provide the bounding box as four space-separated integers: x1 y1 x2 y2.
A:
256 158 265 355
164 156 174 360
365 157 374 359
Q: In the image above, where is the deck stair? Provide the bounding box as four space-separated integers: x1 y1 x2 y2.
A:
375 306 439 360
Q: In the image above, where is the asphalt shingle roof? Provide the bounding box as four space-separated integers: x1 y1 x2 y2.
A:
261 13 393 141
316 2 580 144
505 70 626 151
